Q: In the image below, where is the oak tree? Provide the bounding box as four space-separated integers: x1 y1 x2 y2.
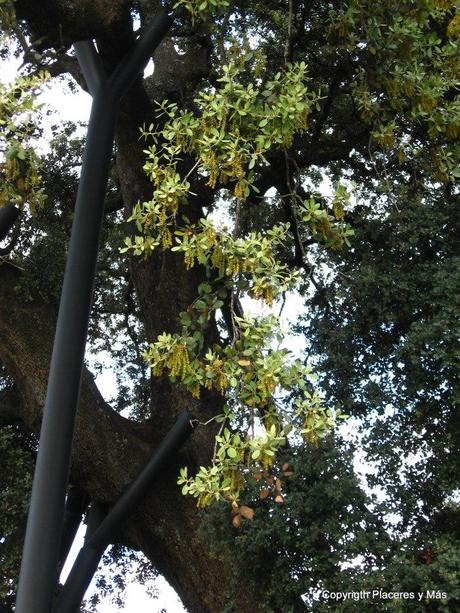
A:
1 0 459 610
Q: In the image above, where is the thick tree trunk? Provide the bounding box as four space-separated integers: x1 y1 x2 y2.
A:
0 263 264 612
0 4 270 609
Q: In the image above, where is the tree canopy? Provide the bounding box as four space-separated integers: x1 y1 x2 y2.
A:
0 0 459 611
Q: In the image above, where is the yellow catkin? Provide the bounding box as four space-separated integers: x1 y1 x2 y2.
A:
205 227 216 247
161 228 172 249
185 251 195 269
445 123 460 140
168 343 190 378
264 287 273 306
211 248 223 269
151 362 163 377
207 169 218 189
447 14 460 39
234 181 245 200
144 212 154 231
190 383 201 398
6 157 20 180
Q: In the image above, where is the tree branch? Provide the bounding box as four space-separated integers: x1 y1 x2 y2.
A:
311 66 343 143
0 384 22 426
0 262 151 506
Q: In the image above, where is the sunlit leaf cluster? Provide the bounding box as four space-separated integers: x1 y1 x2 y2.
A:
173 0 229 21
0 72 48 212
140 57 318 201
118 50 355 506
177 425 287 508
329 0 460 182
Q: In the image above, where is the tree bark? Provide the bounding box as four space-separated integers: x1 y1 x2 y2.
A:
0 261 264 612
0 5 269 610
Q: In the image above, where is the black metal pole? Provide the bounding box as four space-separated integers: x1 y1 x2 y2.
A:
15 14 173 613
54 502 107 613
15 90 117 613
58 486 89 570
56 411 194 613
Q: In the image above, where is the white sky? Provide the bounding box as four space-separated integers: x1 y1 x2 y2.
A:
60 525 185 612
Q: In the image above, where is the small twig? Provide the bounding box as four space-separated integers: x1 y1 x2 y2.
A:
219 8 232 62
230 289 240 345
256 192 292 201
283 149 308 264
0 256 25 271
182 159 200 183
337 270 353 280
277 291 287 318
213 418 227 461
191 414 221 428
14 25 32 59
284 0 294 66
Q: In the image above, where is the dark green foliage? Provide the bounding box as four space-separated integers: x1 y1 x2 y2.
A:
201 439 389 612
0 426 34 608
310 537 460 612
301 184 460 534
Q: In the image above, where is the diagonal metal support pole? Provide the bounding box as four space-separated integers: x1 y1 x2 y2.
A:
58 486 89 572
56 411 194 613
15 14 173 613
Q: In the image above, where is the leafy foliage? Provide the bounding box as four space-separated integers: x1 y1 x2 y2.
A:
201 438 389 612
174 0 230 21
123 52 357 507
0 425 34 608
301 184 460 537
0 72 48 212
0 0 459 609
